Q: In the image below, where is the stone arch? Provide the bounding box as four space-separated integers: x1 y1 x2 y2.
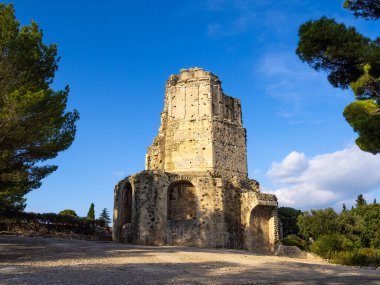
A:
249 205 273 249
122 182 133 224
167 180 196 221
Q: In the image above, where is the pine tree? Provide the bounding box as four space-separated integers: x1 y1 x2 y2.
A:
87 203 95 220
356 194 367 208
99 208 111 227
344 0 380 19
296 1 380 154
0 4 79 214
343 203 347 211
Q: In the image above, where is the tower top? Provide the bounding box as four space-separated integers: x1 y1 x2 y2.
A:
166 67 221 88
146 68 247 178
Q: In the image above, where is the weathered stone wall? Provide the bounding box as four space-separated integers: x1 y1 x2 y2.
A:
114 68 279 251
146 68 247 178
113 170 278 250
114 171 224 247
212 120 247 178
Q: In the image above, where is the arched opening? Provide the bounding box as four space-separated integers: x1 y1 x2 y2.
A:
249 205 273 248
122 182 132 224
167 181 196 221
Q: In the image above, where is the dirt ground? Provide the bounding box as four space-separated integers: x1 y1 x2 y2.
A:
0 235 379 285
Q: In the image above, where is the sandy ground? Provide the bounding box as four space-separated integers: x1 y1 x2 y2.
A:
0 235 379 285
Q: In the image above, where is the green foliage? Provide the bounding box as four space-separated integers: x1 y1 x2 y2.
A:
296 17 371 88
344 100 380 153
349 65 380 100
297 197 380 266
296 3 380 153
58 209 78 217
336 209 365 248
297 208 338 239
278 207 301 237
99 208 111 226
354 203 380 248
87 203 95 220
311 233 353 257
0 4 79 214
355 194 367 207
281 235 308 250
344 0 380 19
328 248 380 266
0 211 105 235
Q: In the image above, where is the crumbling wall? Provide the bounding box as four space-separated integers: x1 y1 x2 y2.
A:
212 120 247 178
114 68 279 251
240 192 279 251
113 170 279 249
113 171 223 246
146 68 247 178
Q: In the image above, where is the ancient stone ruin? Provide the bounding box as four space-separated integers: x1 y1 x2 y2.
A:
113 68 279 250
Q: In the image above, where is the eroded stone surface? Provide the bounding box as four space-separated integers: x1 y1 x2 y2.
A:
146 67 246 178
113 68 279 250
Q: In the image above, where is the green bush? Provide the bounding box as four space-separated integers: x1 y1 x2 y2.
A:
58 209 78 217
311 233 353 258
295 199 380 267
281 235 308 250
354 204 380 248
297 208 338 239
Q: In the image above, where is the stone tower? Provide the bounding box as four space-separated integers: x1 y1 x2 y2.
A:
146 67 247 178
113 68 279 250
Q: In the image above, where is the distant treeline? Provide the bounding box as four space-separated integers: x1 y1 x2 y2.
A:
0 211 106 235
279 195 380 266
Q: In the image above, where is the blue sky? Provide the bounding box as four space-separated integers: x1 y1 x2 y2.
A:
8 0 380 216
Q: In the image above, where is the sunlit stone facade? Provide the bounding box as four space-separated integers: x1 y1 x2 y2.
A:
113 68 279 250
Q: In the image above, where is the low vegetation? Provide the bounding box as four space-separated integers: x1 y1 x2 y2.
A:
280 234 308 251
0 211 106 236
58 209 78 217
279 195 380 267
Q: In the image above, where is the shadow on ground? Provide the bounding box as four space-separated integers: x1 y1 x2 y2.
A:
0 235 379 285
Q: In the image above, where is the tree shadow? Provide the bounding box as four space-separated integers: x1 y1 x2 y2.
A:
1 236 380 285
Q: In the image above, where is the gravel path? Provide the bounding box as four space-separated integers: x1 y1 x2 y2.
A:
0 235 379 284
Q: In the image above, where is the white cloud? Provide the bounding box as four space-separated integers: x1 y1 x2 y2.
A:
266 146 380 209
267 151 307 183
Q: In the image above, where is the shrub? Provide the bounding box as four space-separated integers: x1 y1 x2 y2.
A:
328 248 380 266
58 209 78 217
297 208 338 239
311 233 353 258
281 235 308 250
354 204 380 248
